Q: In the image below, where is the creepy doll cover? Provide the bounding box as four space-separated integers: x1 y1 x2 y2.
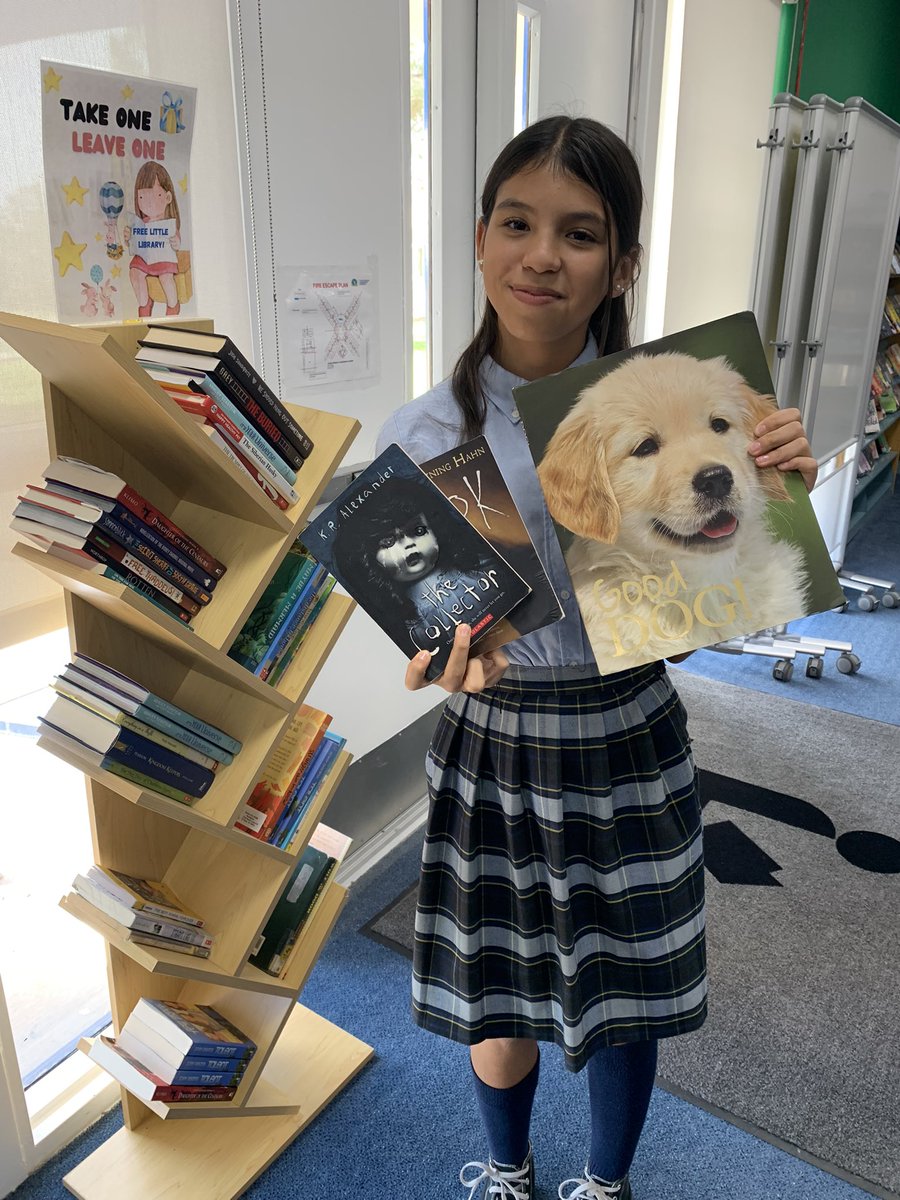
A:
513 311 845 673
303 444 532 680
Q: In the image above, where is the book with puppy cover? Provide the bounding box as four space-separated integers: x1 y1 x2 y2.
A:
420 436 563 654
514 311 845 673
302 443 532 680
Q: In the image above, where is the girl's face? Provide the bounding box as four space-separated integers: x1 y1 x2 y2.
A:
374 514 439 583
476 165 631 379
137 178 172 220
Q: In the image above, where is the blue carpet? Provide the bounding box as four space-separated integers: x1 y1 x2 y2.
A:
12 834 881 1199
672 484 900 724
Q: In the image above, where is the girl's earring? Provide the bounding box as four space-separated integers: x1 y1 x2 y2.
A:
477 259 484 269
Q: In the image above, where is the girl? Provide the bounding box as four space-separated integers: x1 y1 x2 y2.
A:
375 116 817 1200
125 162 182 318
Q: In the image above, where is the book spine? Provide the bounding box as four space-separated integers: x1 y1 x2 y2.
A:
90 526 213 603
193 378 298 484
263 726 331 843
132 702 233 765
166 1068 244 1087
210 363 304 469
257 571 330 680
140 695 242 756
267 581 336 685
240 718 330 842
101 758 195 805
99 506 216 591
119 713 219 772
128 912 213 947
265 860 337 976
276 741 343 850
154 1085 237 1102
83 536 202 616
116 484 226 578
128 933 211 957
214 351 313 459
100 565 194 626
206 428 289 511
214 423 299 504
105 727 216 797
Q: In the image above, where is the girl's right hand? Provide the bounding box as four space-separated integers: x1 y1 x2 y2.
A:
404 623 509 694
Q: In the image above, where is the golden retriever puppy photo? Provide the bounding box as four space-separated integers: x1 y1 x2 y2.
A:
536 351 811 669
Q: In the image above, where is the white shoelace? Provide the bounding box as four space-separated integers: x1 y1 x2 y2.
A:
459 1157 532 1199
557 1174 628 1199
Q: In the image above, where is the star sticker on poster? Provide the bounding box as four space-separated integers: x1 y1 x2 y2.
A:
121 84 134 100
43 66 62 92
53 230 87 276
179 175 189 193
62 176 89 205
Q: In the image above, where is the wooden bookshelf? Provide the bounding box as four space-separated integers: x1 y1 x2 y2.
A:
1 312 372 1199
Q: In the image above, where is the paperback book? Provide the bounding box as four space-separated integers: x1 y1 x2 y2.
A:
513 311 846 672
87 1036 237 1104
128 998 256 1058
303 443 532 680
420 435 563 653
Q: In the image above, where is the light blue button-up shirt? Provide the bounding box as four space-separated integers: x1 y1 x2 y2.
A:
375 341 600 669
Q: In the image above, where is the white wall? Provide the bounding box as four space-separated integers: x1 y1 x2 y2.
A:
664 0 781 334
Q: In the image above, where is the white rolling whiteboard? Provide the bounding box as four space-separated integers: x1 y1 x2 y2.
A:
798 98 900 463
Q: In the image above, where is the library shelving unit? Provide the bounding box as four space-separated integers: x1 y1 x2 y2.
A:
0 311 372 1200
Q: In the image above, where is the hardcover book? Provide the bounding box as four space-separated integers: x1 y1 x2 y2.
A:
420 435 563 653
302 443 532 680
513 311 846 672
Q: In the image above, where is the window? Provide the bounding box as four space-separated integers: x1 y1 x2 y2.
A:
514 6 540 135
410 0 432 398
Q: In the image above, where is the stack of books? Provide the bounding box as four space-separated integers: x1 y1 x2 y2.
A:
10 457 226 627
71 864 214 957
249 823 351 978
88 998 256 1103
227 538 335 684
39 652 242 805
134 325 314 512
235 703 344 848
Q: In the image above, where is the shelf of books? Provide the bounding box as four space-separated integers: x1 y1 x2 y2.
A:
1 310 373 1200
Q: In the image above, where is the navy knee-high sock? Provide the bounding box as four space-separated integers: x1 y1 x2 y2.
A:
471 1048 540 1169
585 1039 658 1184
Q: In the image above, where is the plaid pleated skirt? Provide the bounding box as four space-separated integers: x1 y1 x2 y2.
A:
413 661 707 1073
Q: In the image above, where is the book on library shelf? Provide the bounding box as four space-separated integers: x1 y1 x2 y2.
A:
70 873 214 949
135 323 314 460
117 1018 252 1081
227 539 334 682
127 998 257 1058
269 731 346 853
249 823 352 978
64 652 242 757
86 1036 239 1103
235 702 331 840
420 434 564 654
303 443 533 682
199 424 292 511
79 864 204 927
40 693 216 799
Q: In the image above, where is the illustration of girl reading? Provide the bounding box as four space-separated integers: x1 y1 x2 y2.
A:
125 162 182 317
331 476 504 676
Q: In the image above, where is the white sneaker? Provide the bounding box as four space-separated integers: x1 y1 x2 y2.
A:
460 1143 535 1199
558 1169 632 1199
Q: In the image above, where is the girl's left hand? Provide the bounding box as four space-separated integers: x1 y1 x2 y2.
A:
747 408 817 493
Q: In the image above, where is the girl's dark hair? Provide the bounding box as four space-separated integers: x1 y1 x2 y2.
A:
452 115 644 437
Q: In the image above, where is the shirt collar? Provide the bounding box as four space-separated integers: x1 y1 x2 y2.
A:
481 336 600 424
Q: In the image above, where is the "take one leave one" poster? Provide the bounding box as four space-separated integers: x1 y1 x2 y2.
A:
41 61 197 325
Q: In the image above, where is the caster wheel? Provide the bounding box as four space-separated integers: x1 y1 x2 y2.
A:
858 592 878 612
806 655 824 679
882 590 899 608
837 653 861 674
832 599 850 613
773 658 794 682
